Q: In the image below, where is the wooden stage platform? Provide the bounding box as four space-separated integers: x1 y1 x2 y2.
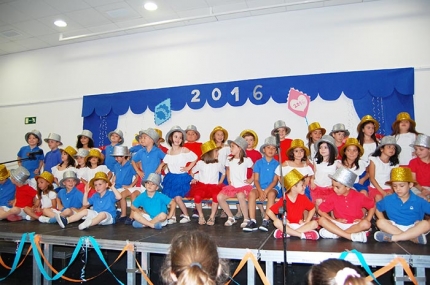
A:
0 214 429 285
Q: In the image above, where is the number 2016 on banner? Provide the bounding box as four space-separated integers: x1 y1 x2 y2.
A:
190 85 263 102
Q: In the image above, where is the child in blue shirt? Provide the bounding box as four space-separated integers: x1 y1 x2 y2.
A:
43 133 62 174
103 129 124 172
17 130 44 180
130 173 176 229
0 164 15 209
55 172 121 230
374 167 430 245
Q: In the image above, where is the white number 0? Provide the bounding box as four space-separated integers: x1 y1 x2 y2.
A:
212 88 221 101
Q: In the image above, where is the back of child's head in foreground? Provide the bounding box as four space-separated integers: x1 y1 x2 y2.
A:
307 259 372 285
161 230 228 285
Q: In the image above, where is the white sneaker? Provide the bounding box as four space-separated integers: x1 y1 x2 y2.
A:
38 216 50 223
25 215 32 221
78 218 93 230
167 216 177 224
351 231 367 243
180 216 191 223
319 228 339 239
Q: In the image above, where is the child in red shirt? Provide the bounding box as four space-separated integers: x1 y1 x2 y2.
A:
271 120 292 163
408 134 430 199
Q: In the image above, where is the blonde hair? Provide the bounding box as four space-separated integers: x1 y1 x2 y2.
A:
161 231 228 285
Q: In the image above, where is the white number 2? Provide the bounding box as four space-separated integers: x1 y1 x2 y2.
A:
191 89 200 102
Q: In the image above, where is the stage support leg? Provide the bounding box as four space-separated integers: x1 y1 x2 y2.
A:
33 248 42 285
265 261 273 284
42 243 52 285
415 267 426 285
126 249 136 285
395 265 404 285
247 258 255 285
140 251 150 285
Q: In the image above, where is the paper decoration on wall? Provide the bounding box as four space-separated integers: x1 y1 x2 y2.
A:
154 98 171 125
287 88 311 125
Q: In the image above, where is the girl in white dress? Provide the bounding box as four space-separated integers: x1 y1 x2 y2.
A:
51 146 77 190
391 112 419 166
357 115 380 163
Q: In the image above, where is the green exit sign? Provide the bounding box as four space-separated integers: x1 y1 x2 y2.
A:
25 117 36 124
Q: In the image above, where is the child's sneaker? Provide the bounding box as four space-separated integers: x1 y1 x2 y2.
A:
124 217 134 225
411 234 427 245
259 219 270 232
243 220 258 232
191 209 199 218
302 230 320 240
273 229 290 239
7 214 23 222
319 228 339 239
154 222 163 230
78 218 93 230
167 216 177 224
240 219 250 228
132 221 145 228
224 217 236 226
117 216 127 223
38 216 50 223
351 231 367 243
180 215 191 224
55 214 68 228
25 215 32 221
374 231 393 242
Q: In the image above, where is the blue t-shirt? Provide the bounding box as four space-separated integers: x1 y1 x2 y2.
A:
253 157 280 190
44 149 62 174
57 187 83 209
132 146 165 181
130 145 144 155
377 191 430 226
113 161 136 188
0 178 15 207
17 145 44 178
133 191 171 219
88 190 119 221
103 144 119 172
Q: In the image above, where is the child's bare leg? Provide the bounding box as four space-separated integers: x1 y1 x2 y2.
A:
150 213 167 224
237 192 249 220
257 204 264 218
85 212 107 227
23 207 39 220
344 219 371 234
195 202 204 217
209 202 218 220
235 203 242 216
61 209 74 217
265 190 277 220
67 209 89 223
247 189 257 220
42 208 55 218
120 190 131 218
273 219 301 238
295 221 319 233
174 197 188 216
217 193 233 217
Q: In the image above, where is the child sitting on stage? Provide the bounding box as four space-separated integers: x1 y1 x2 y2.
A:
130 173 176 229
24 171 56 221
55 172 121 230
266 169 319 240
0 165 16 211
318 167 375 243
374 167 430 245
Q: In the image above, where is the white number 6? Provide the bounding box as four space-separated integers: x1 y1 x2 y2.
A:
253 85 263 100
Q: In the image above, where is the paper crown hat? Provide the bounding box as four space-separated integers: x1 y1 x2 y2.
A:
111 146 131 157
386 167 416 185
259 136 277 153
10 166 30 185
60 170 80 187
284 169 305 191
227 136 248 156
35 171 54 185
306 122 326 139
340 138 364 158
44 133 63 145
185 125 201 141
144 173 161 187
25 130 42 146
240 129 259 149
89 172 112 188
287 139 310 158
271 120 291 136
357 115 379 133
328 167 357 188
200 140 221 157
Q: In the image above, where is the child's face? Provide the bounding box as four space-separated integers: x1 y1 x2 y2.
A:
290 180 305 194
47 140 60 150
230 142 241 157
63 178 77 190
115 156 126 164
145 181 159 192
211 149 219 159
399 120 410 132
277 128 287 139
27 134 39 147
391 181 412 199
344 145 359 160
293 148 305 160
332 132 345 143
172 132 183 146
263 145 276 158
332 180 349 196
414 146 430 159
362 123 375 136
381 145 396 157
93 179 108 193
61 151 69 162
213 131 224 144
318 143 330 157
243 135 255 150
310 130 323 142
89 156 99 165
76 156 86 166
142 134 154 147
110 133 121 144
37 178 49 191
80 136 90 145
186 131 198 142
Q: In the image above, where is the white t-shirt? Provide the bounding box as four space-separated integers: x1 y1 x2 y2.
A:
313 160 340 187
362 142 377 163
85 165 110 181
218 146 231 168
192 161 225 184
226 157 253 187
369 156 398 190
346 159 367 183
395 133 416 165
275 163 314 178
51 166 76 183
76 166 87 180
39 191 57 209
163 149 198 174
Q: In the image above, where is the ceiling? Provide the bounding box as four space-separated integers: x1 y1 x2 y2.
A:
0 0 373 56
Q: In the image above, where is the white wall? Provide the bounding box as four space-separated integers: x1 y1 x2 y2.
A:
0 0 429 167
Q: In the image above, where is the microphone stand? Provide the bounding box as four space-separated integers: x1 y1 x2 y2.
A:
0 155 38 165
275 132 288 285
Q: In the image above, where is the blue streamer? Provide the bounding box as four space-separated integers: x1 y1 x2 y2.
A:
339 249 381 285
0 232 28 281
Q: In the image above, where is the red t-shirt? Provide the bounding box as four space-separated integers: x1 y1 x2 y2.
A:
15 185 37 208
245 149 262 179
408 157 430 186
336 143 345 160
270 194 314 224
319 190 374 223
183 142 202 158
279 139 293 163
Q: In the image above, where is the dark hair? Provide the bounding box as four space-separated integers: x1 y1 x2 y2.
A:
315 142 337 166
288 148 307 162
241 132 255 140
357 121 379 146
161 231 228 285
341 146 360 170
85 156 102 168
168 131 184 147
76 136 94 149
391 122 419 136
228 143 245 165
371 146 399 166
307 258 370 285
60 151 76 168
201 149 219 164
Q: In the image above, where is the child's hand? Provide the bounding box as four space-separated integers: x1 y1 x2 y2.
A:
298 219 305 225
180 166 191 172
137 170 144 178
84 183 91 193
245 178 253 184
34 169 40 175
258 190 267 202
190 179 197 184
310 182 316 190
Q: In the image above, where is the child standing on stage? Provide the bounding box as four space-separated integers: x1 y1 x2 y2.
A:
111 146 138 223
267 169 319 240
39 171 83 223
76 130 94 150
276 139 314 201
310 135 340 206
330 123 349 159
318 167 375 243
188 141 225 225
217 136 253 227
184 125 202 158
103 129 124 172
391 112 419 166
357 115 379 163
0 165 16 210
131 173 176 229
55 172 121 230
409 134 430 199
74 148 90 193
17 130 44 180
368 136 400 202
161 126 197 224
340 138 368 194
0 167 36 221
24 171 56 221
271 120 292 163
210 126 230 172
306 122 326 160
374 167 430 244
51 146 77 188
43 133 62 174
244 136 279 232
